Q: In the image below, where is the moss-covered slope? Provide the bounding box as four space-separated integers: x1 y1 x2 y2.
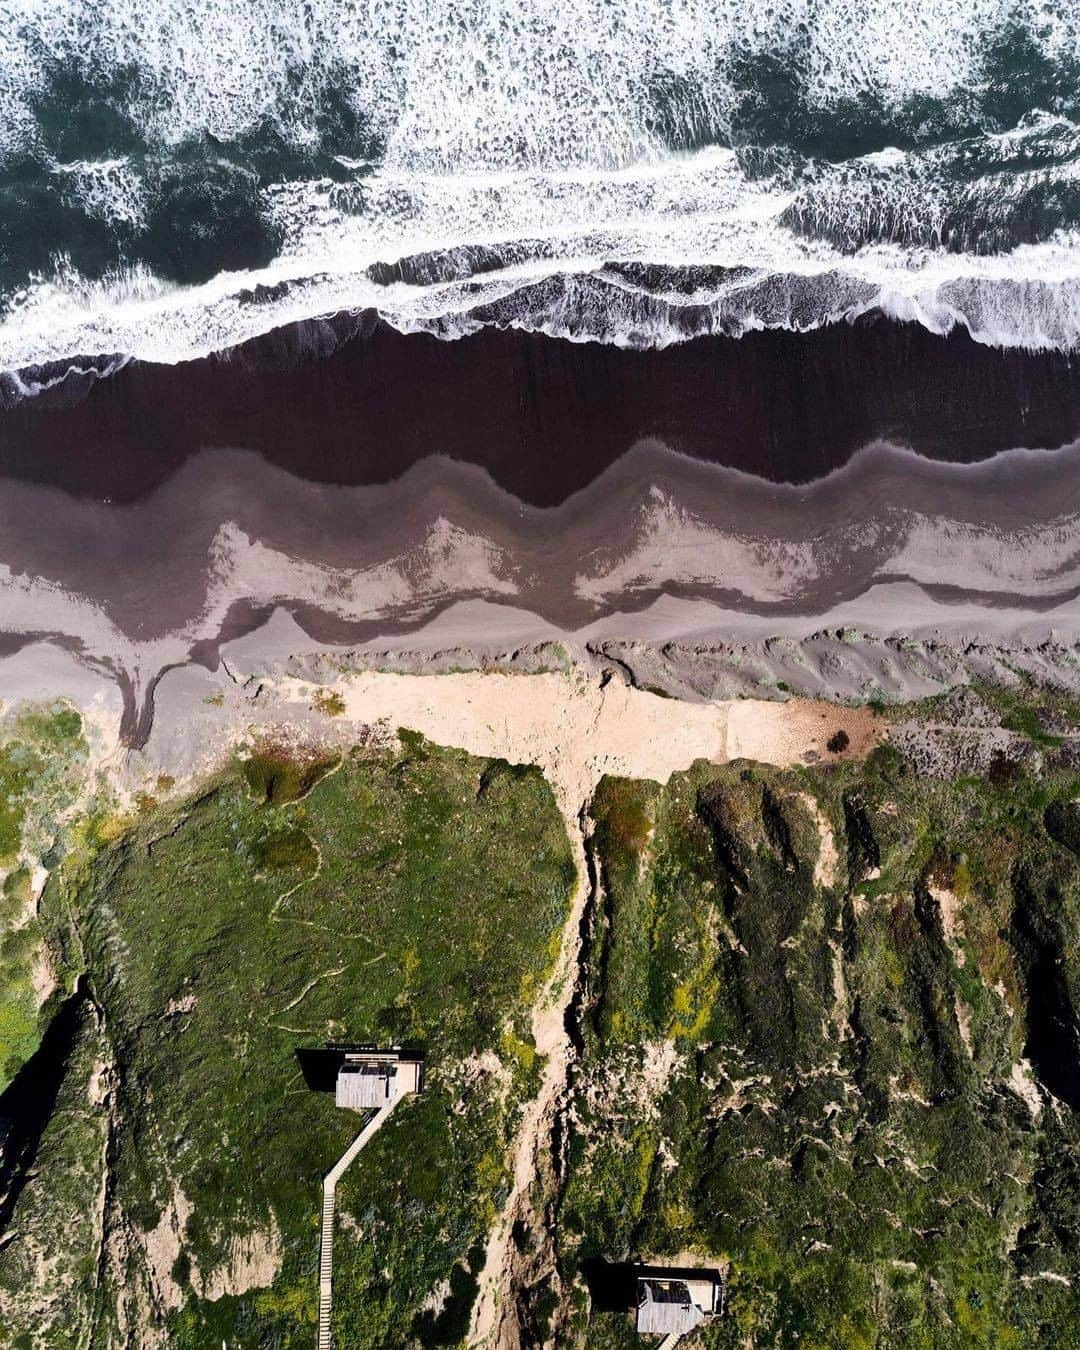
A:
562 749 1080 1348
0 737 575 1349
0 702 88 1090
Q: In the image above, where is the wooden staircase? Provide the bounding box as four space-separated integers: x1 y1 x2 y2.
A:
317 1184 336 1350
316 1097 400 1350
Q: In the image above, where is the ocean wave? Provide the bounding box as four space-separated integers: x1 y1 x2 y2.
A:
5 2 1079 169
6 195 1080 380
0 351 131 410
4 3 1080 377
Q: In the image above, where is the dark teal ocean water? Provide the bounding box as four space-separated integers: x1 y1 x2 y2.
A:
3 1 1080 376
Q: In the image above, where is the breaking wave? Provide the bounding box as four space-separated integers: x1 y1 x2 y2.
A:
4 1 1080 380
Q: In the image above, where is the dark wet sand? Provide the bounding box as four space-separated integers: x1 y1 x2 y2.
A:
3 315 1080 743
4 312 1080 504
1 438 1080 647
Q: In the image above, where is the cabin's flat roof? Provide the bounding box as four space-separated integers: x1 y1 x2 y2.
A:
336 1065 397 1110
636 1279 705 1336
334 1057 423 1109
636 1267 722 1310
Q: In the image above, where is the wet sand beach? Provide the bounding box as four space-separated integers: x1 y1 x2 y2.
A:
4 312 1080 503
0 426 1077 738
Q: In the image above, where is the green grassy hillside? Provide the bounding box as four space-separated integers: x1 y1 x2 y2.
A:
3 689 1080 1349
561 748 1079 1347
0 736 574 1349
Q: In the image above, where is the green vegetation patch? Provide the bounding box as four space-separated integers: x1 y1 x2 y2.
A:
311 688 347 717
252 825 318 873
975 680 1080 748
562 750 1080 1348
0 703 87 1089
14 738 574 1349
241 744 340 804
0 741 40 862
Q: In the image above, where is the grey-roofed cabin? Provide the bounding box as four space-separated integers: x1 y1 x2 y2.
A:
335 1064 397 1109
333 1047 424 1111
636 1269 723 1338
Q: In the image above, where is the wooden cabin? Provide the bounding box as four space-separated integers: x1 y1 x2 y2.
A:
635 1267 724 1338
334 1047 424 1111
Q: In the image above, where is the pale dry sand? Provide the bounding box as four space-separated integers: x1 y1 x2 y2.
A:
727 698 880 770
798 792 840 889
273 671 880 820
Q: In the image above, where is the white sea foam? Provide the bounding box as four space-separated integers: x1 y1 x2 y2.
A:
52 157 147 228
7 1 1056 167
6 147 1080 370
3 1 1080 368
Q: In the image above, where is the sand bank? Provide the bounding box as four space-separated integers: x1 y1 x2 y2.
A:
0 440 1078 743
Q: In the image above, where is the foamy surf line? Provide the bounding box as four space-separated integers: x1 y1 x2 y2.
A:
6 4 1080 377
7 246 1080 395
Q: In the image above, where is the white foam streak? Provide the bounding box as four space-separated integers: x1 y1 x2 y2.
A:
52 157 147 228
4 2 1080 366
7 145 1080 368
